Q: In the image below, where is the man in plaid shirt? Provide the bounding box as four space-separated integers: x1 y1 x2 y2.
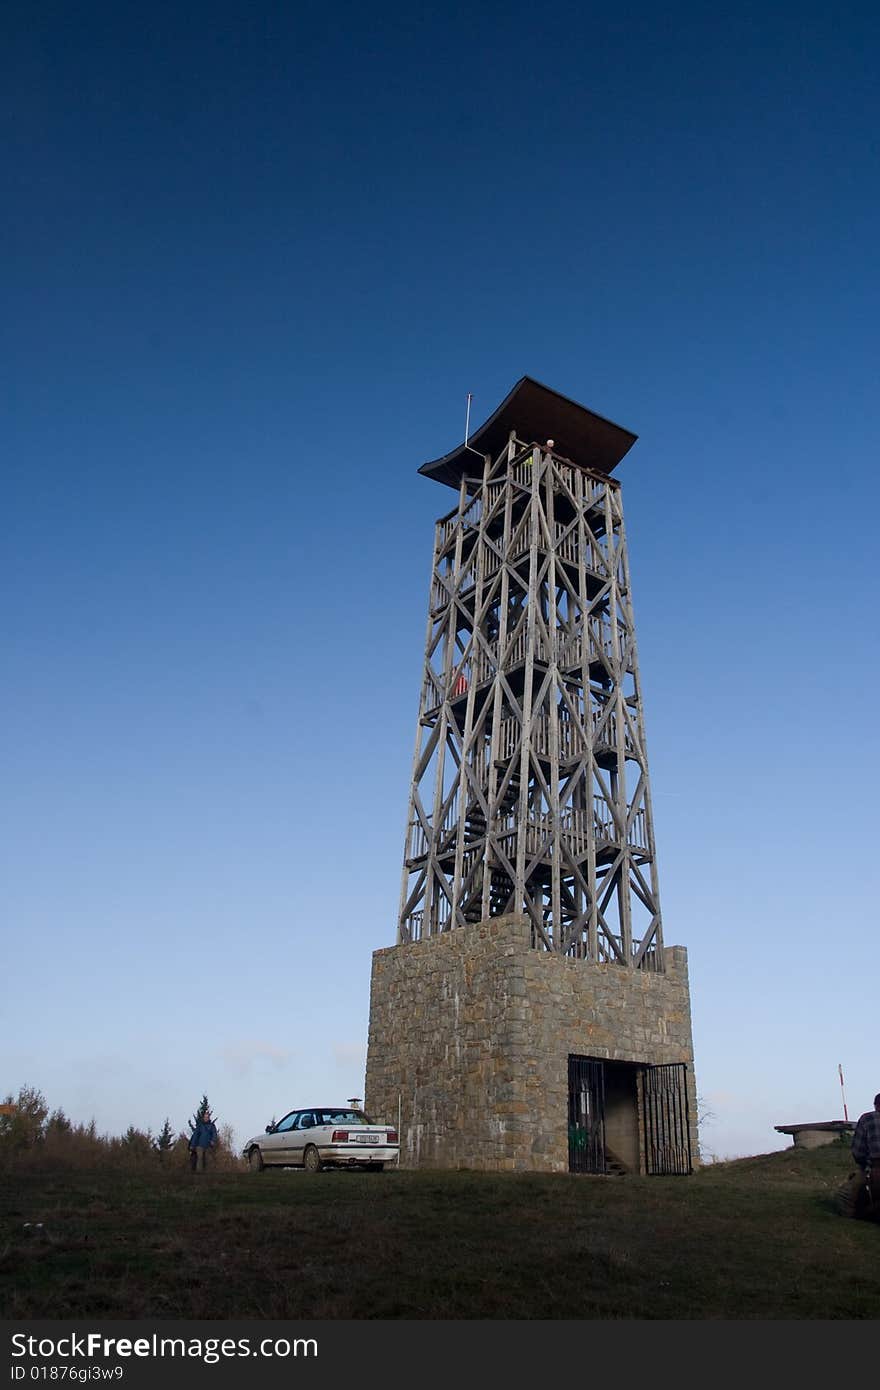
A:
838 1093 880 1219
851 1094 880 1172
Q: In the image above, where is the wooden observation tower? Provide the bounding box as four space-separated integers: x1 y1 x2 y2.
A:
366 379 697 1175
398 376 663 968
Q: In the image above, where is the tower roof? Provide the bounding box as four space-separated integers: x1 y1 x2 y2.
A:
419 376 638 488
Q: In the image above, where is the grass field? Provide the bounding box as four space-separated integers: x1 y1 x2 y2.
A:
1 1142 877 1319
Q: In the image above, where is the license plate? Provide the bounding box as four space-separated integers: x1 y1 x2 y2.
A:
353 1134 381 1144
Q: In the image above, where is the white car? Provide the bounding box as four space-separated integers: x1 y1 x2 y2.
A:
244 1107 399 1173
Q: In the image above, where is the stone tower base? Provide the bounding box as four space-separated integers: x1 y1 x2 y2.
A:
365 915 699 1173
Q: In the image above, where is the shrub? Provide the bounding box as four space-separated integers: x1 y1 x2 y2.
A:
0 1085 49 1155
0 1084 245 1171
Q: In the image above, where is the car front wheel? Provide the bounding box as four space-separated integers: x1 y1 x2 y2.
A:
303 1145 322 1173
248 1147 265 1172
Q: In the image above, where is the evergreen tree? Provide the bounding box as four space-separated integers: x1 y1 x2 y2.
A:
154 1118 175 1157
120 1125 153 1159
45 1108 72 1139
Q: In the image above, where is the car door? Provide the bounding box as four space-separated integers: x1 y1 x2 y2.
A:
289 1110 317 1165
263 1111 300 1165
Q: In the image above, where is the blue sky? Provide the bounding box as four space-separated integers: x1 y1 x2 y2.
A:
2 0 877 1160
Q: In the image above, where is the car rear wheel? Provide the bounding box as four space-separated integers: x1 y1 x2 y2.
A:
303 1144 322 1173
248 1147 265 1172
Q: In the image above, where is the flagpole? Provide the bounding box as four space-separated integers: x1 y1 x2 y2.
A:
838 1064 849 1122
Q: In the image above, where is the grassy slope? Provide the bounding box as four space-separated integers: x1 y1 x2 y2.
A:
1 1143 877 1319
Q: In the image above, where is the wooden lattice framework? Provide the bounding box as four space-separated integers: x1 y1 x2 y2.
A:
397 379 665 969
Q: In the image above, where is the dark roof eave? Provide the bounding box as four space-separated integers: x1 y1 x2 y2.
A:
419 376 638 488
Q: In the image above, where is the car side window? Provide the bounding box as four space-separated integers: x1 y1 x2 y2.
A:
275 1113 298 1133
298 1112 314 1129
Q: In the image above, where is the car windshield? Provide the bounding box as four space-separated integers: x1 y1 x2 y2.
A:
317 1110 373 1126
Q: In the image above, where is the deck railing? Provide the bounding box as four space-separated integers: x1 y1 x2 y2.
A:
499 714 587 762
553 461 607 509
436 459 609 554
558 622 617 668
410 798 648 861
510 456 535 489
445 627 551 699
404 904 660 967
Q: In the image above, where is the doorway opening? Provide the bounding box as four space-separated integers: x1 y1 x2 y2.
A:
568 1055 692 1175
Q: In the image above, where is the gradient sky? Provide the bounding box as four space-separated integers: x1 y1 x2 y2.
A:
3 0 877 1161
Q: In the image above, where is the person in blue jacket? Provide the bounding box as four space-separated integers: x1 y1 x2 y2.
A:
189 1108 218 1172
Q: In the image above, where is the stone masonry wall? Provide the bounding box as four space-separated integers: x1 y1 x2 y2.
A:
365 915 699 1172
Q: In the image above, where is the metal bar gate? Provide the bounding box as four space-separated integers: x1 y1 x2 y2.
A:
643 1062 692 1175
568 1056 606 1173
